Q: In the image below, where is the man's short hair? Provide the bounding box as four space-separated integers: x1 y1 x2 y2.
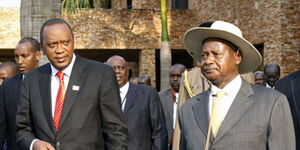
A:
18 37 40 51
0 61 18 71
40 18 74 44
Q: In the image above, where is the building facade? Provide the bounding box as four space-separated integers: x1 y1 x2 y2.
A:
0 0 299 88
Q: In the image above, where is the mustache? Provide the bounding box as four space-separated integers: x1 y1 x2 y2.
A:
202 66 218 71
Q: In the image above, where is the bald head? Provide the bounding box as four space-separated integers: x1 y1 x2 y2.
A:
264 63 280 87
169 64 186 92
106 55 128 88
0 61 18 85
254 71 265 85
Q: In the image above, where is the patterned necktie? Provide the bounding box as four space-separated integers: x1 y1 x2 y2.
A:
211 91 226 137
53 72 66 131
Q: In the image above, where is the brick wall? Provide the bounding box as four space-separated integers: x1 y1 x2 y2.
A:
190 0 300 76
0 0 298 77
0 7 20 48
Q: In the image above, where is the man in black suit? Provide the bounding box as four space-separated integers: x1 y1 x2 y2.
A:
159 64 185 149
106 55 168 150
264 63 280 88
15 18 128 150
0 61 18 85
276 70 300 150
0 37 41 149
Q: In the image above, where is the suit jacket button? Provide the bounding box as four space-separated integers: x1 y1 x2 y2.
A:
56 142 60 149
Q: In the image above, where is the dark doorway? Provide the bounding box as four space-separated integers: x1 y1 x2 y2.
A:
75 49 140 79
155 49 193 91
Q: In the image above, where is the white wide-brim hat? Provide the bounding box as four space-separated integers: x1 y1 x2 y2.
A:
184 21 262 74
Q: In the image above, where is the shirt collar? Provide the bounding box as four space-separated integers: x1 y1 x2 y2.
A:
51 54 76 77
211 75 242 97
120 81 130 94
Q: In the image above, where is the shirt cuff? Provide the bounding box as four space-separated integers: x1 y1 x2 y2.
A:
30 139 38 150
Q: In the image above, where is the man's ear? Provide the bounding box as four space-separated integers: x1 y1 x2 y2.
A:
235 50 242 65
35 51 41 61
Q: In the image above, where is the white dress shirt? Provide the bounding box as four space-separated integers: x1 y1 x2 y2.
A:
209 75 242 121
173 92 179 129
50 54 76 117
119 82 129 111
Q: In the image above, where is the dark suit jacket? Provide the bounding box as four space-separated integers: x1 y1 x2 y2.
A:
16 56 128 150
276 70 300 150
124 84 167 150
0 74 23 150
179 80 295 150
0 85 6 148
159 89 174 147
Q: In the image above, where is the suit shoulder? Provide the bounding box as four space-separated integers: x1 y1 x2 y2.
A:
134 84 156 90
251 84 286 103
2 74 21 85
80 57 111 70
252 83 281 95
180 91 207 110
158 89 171 96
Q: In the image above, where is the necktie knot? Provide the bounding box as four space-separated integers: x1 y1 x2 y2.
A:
56 72 64 80
215 91 226 99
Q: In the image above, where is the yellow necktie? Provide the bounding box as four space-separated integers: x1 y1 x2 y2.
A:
211 91 226 137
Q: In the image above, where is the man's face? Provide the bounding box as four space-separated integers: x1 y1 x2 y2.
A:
254 72 265 85
14 42 40 74
264 71 279 87
169 68 184 92
200 39 241 88
42 23 74 71
0 66 16 85
107 58 128 88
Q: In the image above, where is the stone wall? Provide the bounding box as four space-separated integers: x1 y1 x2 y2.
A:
63 9 198 86
0 0 298 78
63 9 197 50
0 7 20 48
190 0 300 76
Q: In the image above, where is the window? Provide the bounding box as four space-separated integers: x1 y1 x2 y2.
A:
172 0 188 9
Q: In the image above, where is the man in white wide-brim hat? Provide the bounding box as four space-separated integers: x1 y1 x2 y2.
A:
178 21 295 150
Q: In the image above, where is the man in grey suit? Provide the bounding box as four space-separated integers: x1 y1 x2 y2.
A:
179 20 295 150
107 55 168 150
16 18 128 150
159 64 185 149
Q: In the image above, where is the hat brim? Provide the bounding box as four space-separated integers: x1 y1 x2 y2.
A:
184 27 262 74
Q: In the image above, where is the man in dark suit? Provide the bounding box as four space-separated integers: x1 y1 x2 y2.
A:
106 55 167 150
0 61 18 85
263 63 280 88
15 18 128 150
159 64 185 149
0 37 41 149
276 70 300 150
179 21 295 150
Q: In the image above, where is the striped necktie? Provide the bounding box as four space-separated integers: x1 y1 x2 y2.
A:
53 72 66 131
211 91 226 137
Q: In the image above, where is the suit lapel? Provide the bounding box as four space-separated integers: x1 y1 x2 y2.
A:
59 56 87 128
291 77 300 122
123 84 137 115
165 90 174 129
14 74 23 106
192 91 210 138
39 64 56 134
214 80 254 143
10 74 23 119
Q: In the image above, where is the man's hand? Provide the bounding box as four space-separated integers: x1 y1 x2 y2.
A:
33 140 55 150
